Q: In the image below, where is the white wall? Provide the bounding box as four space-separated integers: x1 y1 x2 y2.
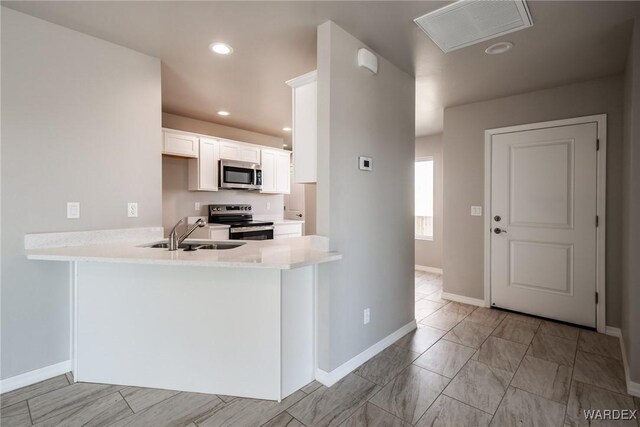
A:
415 134 443 269
442 75 624 327
315 21 415 370
0 8 162 379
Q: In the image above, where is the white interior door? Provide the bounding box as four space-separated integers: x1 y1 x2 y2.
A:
284 168 305 223
490 123 598 327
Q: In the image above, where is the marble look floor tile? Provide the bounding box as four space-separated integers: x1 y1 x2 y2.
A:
443 320 494 349
578 330 623 361
471 336 528 376
539 320 580 341
120 387 180 413
300 381 323 395
490 387 565 427
197 391 304 427
355 345 419 386
443 360 511 414
340 402 408 427
527 332 577 367
492 318 539 345
424 290 449 304
113 391 224 427
441 302 476 316
565 381 637 427
0 401 32 427
511 355 572 404
419 309 468 331
415 395 492 427
414 339 475 378
288 374 378 427
465 308 506 329
369 365 449 424
28 382 123 424
32 392 132 427
415 292 429 302
1 374 69 409
262 411 306 427
506 312 542 327
573 351 627 394
416 283 441 296
415 300 446 320
393 324 445 353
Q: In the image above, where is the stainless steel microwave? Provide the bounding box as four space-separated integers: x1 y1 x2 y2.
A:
219 160 262 190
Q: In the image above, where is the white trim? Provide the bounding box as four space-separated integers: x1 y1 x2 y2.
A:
483 114 607 332
315 320 416 387
606 326 640 397
286 70 318 88
0 360 71 393
441 292 487 307
415 265 443 274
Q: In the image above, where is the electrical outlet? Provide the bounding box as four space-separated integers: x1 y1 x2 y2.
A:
471 206 483 216
195 202 201 211
67 202 80 219
127 202 138 218
364 308 370 325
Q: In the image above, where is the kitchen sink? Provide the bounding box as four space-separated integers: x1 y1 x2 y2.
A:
142 241 245 251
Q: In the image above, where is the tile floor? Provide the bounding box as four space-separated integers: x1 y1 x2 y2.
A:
1 270 637 426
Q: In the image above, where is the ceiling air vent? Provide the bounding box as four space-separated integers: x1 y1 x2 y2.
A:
414 0 533 53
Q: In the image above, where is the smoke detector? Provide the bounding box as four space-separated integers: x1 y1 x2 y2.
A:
414 0 533 53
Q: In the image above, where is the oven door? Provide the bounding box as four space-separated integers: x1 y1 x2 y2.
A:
220 160 261 190
229 226 274 240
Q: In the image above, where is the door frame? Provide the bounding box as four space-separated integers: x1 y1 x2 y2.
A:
483 114 607 332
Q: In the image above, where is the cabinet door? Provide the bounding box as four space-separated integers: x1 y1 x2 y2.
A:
276 152 291 194
219 140 240 161
198 138 219 190
239 146 261 164
163 132 199 158
261 149 277 193
209 229 230 240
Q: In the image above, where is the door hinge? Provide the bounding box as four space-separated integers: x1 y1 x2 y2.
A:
596 139 600 151
596 292 599 304
596 215 599 227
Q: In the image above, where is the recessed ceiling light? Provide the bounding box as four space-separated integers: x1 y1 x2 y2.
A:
485 41 513 55
282 127 292 132
209 43 233 55
217 111 230 116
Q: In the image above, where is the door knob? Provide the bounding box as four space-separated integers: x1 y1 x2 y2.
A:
494 228 507 234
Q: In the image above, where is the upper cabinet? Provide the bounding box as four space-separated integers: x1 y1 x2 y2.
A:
188 137 219 191
163 130 199 158
261 149 291 194
219 140 261 164
286 71 317 183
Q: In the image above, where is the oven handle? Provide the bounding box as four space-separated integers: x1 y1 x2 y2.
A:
230 225 274 233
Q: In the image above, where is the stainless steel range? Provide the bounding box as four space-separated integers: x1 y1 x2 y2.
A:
208 204 274 240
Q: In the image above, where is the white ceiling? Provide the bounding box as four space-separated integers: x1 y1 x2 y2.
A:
3 1 639 138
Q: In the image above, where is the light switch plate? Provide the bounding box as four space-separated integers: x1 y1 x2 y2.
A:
67 202 80 219
194 202 201 211
127 203 138 218
471 206 482 216
359 156 372 171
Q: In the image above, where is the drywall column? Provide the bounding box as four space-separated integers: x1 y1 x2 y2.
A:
316 21 415 371
1 8 162 380
621 18 640 385
415 134 443 270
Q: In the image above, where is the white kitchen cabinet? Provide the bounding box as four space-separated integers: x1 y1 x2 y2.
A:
190 226 230 240
219 140 261 164
188 137 219 191
286 71 317 183
261 149 290 194
274 222 303 239
163 130 199 158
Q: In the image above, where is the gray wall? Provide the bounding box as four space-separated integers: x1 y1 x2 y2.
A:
1 8 162 379
316 21 415 370
163 113 284 149
442 75 624 327
621 18 640 383
162 156 283 233
415 134 443 269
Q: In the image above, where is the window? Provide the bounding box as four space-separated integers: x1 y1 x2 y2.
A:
415 158 434 240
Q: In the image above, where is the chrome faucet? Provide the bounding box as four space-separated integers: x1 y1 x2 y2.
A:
168 218 206 251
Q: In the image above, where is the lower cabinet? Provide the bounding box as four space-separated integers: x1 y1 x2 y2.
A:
274 223 303 239
190 227 230 240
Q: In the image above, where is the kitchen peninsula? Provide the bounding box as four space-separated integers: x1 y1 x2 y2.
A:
25 228 341 401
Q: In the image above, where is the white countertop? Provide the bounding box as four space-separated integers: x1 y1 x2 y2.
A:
271 219 305 225
26 234 341 270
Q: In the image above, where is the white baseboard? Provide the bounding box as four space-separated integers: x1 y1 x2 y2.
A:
441 292 487 308
315 320 417 387
1 360 71 393
414 265 443 274
605 326 640 397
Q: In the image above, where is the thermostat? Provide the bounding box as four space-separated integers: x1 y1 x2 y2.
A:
359 156 372 171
